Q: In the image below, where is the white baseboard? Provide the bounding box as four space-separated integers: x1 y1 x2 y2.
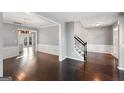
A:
3 46 19 59
117 66 124 70
37 44 59 56
59 56 67 62
66 56 84 62
87 44 113 54
60 53 84 62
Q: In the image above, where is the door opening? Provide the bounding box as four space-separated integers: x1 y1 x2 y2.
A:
17 29 37 56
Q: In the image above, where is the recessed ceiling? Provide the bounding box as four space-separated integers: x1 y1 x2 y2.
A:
3 12 57 29
38 12 119 28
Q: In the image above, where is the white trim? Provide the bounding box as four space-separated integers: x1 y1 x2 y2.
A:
33 13 59 25
60 56 84 62
59 24 63 61
37 44 59 56
32 30 37 51
59 56 67 62
117 66 124 70
39 24 58 28
3 46 19 59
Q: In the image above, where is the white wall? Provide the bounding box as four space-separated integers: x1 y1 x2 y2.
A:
37 26 59 55
2 23 18 47
38 44 59 55
87 44 113 54
74 22 113 54
118 13 124 70
38 26 59 45
75 22 113 45
0 12 3 77
2 23 19 59
3 46 19 59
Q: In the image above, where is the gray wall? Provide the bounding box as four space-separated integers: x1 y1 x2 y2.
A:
66 22 74 57
2 23 18 47
0 13 3 54
2 23 38 47
38 26 59 45
0 12 3 77
37 13 67 61
118 13 124 69
66 22 85 60
75 22 113 45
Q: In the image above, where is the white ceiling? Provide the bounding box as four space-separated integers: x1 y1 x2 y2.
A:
3 12 57 29
3 12 119 29
80 14 118 28
38 12 119 28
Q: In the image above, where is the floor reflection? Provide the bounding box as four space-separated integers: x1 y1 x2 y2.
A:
15 47 37 80
22 47 35 57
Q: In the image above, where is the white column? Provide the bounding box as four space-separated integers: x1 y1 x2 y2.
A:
0 12 3 77
118 13 124 70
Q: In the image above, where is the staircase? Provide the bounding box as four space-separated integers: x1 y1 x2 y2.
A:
74 35 87 62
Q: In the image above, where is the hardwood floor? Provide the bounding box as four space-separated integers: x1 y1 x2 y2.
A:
3 52 59 81
3 50 124 81
61 52 122 81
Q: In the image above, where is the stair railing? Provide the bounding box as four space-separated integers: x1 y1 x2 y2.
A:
74 35 87 62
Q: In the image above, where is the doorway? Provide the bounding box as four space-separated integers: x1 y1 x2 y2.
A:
17 29 37 56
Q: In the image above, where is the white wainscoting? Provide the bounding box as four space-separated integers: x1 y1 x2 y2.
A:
3 46 19 59
37 44 59 56
87 44 113 54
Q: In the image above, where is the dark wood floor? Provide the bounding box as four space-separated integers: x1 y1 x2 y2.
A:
61 53 124 81
3 51 124 81
3 52 59 81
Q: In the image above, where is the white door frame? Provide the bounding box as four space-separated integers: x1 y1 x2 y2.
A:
31 30 38 51
113 29 119 58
